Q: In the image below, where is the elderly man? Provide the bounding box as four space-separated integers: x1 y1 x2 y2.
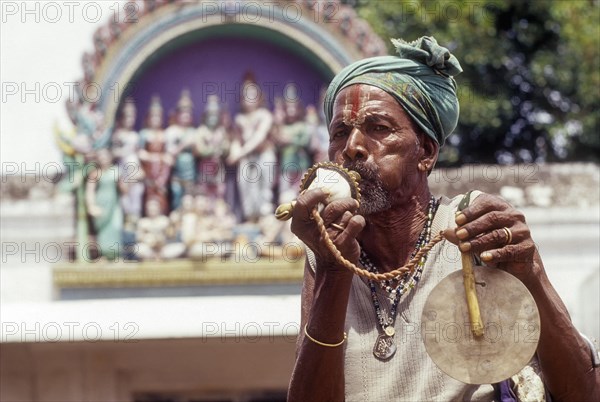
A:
287 37 599 401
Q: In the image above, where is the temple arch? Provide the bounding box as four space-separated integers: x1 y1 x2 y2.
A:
83 1 386 126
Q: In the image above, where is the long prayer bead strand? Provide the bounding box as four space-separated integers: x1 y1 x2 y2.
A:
360 196 440 330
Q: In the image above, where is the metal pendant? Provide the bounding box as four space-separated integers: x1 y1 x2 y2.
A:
384 326 396 337
373 333 397 360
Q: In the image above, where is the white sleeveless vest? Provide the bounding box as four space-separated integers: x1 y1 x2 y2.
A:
342 193 496 401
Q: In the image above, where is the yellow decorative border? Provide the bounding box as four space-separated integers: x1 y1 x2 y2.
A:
53 256 305 288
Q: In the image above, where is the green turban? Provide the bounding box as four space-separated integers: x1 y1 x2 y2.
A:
324 36 463 145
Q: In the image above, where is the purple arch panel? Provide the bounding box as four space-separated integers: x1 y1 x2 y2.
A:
125 36 330 129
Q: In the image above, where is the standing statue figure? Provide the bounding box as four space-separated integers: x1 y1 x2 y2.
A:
275 87 312 204
166 89 197 210
227 75 275 222
55 94 112 261
306 103 328 163
308 88 330 163
195 94 229 201
221 108 244 222
139 96 173 215
85 148 123 260
111 98 145 224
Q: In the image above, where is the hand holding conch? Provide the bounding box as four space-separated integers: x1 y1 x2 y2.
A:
275 162 361 221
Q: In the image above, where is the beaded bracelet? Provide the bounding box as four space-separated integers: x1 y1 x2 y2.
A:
304 324 347 348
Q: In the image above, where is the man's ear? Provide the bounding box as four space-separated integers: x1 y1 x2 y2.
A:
418 135 439 174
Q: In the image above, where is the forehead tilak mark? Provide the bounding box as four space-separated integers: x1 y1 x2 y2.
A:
342 86 370 127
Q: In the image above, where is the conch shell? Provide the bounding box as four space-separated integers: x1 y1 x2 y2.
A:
275 162 361 221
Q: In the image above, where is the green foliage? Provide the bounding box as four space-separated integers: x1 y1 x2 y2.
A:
345 0 600 164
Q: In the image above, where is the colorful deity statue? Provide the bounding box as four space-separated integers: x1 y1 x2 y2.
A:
219 108 244 222
64 91 112 154
195 94 229 200
211 198 236 243
308 87 330 163
112 98 145 224
93 25 112 61
306 103 328 163
135 198 185 261
139 96 173 215
187 196 236 259
169 194 197 248
85 148 123 260
227 75 275 222
166 89 197 210
275 84 312 204
55 94 113 261
81 52 96 83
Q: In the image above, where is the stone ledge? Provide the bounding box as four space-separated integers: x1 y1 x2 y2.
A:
428 163 599 208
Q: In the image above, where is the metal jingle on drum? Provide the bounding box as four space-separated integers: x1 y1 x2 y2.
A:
373 334 397 360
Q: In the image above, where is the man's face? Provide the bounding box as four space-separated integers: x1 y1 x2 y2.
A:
328 84 425 214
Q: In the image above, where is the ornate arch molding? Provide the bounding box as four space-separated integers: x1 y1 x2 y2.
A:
75 1 386 127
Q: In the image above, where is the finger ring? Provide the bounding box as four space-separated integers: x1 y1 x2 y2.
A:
502 227 513 245
330 223 345 231
275 200 297 221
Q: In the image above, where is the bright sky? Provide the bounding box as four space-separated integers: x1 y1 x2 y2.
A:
0 1 115 174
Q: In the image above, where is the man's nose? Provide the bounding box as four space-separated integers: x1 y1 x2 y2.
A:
343 127 367 161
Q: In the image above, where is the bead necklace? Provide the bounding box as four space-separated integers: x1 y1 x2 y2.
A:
362 195 439 296
359 195 439 360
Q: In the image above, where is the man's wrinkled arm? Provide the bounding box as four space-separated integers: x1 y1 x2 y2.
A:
287 260 351 402
525 253 600 401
